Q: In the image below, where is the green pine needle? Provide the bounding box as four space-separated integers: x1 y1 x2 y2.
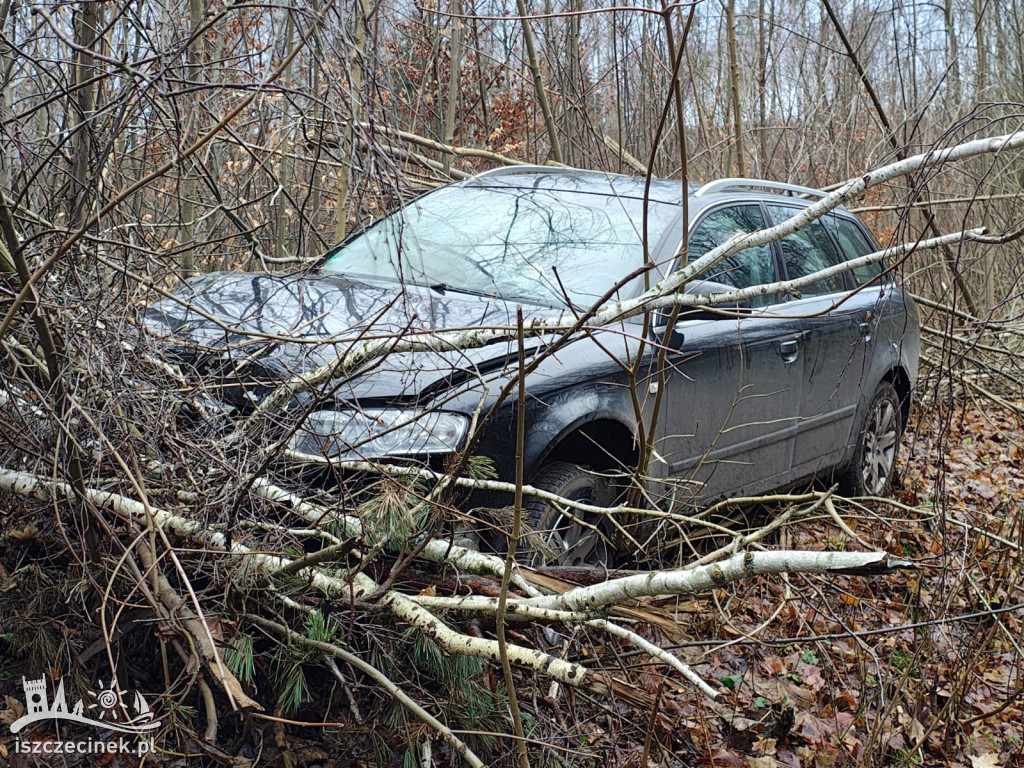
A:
225 632 256 685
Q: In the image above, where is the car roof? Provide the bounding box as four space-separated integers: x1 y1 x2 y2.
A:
464 166 686 206
462 166 852 217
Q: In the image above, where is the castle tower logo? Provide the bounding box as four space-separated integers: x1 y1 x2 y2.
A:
23 678 47 715
9 676 160 735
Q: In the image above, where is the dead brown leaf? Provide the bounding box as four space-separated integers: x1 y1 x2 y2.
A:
969 754 1001 768
8 522 39 543
0 695 26 726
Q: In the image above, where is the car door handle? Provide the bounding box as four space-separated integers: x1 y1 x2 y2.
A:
778 339 799 363
859 311 874 341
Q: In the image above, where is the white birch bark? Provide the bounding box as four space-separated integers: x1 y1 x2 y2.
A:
407 550 909 613
530 550 909 612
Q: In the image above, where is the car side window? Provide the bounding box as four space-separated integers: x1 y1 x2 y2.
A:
766 204 846 297
824 215 885 286
688 204 777 308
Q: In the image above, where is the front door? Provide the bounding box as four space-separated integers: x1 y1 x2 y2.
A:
656 203 804 508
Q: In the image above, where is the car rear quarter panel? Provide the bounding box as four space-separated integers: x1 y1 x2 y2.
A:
838 285 919 469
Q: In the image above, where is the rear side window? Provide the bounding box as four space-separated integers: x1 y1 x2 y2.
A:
688 204 777 308
766 204 846 297
824 215 885 286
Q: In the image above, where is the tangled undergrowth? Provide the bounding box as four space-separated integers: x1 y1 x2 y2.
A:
0 395 1021 768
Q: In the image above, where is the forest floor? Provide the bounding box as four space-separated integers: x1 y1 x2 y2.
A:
580 399 1024 768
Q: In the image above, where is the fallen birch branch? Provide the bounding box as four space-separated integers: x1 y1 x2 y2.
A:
536 549 913 611
0 467 601 691
409 550 914 614
135 166 1005 444
238 128 1024 421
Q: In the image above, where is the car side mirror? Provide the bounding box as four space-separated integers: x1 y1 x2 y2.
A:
652 280 753 347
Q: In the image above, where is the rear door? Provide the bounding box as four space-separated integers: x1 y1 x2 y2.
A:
821 212 894 462
763 204 876 475
657 203 804 507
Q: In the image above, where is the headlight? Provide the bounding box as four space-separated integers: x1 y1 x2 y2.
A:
289 408 469 460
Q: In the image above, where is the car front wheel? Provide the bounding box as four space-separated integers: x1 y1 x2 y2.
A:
840 381 904 497
521 462 615 566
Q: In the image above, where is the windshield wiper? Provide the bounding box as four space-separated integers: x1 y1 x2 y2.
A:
423 281 563 309
321 272 564 308
424 282 495 299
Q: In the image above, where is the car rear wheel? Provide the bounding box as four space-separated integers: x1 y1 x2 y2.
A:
840 381 904 497
521 462 615 566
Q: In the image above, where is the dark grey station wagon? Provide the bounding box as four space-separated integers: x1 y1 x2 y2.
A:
146 168 920 564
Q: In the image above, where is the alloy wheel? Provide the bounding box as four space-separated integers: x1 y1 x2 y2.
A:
543 506 607 566
861 397 899 495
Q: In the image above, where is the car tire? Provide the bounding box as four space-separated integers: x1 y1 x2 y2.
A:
839 381 904 497
520 462 616 567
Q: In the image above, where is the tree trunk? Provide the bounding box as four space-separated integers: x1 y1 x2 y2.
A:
973 0 987 98
273 10 297 267
0 0 13 277
943 0 962 109
70 1 100 228
564 0 582 166
333 0 371 244
469 1 489 136
516 0 563 165
178 0 204 276
756 0 768 174
442 0 463 177
724 0 745 177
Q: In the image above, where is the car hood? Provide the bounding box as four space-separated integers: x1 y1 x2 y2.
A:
144 271 562 404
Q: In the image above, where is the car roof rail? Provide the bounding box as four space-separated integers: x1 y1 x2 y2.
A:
694 177 828 199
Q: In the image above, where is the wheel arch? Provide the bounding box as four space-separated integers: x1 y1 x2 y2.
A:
530 415 640 478
881 364 913 427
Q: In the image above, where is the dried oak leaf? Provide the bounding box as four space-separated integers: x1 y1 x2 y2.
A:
969 754 1002 768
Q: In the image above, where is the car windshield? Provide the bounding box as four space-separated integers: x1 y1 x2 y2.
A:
321 180 680 307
